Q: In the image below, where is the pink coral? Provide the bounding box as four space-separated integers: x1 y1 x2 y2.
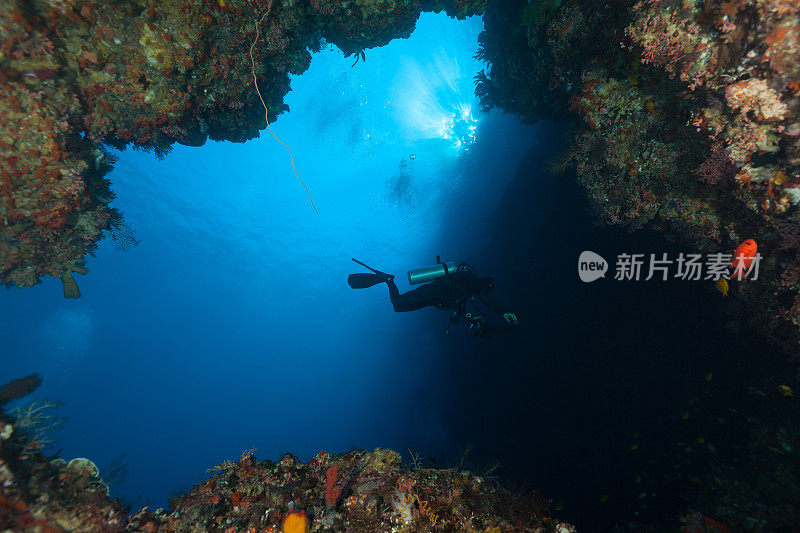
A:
725 79 788 122
695 142 737 185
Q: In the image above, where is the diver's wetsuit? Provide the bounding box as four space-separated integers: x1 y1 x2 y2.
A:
386 269 504 316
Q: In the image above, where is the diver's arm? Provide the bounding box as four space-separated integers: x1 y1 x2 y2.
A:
478 295 504 316
479 296 518 326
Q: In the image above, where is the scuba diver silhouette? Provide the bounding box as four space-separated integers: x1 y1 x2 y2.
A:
348 257 519 338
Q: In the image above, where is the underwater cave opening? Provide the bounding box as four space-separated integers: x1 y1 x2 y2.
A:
2 5 792 531
1 9 544 514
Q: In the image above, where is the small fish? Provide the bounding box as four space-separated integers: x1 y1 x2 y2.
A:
681 412 690 420
705 372 713 382
630 443 639 451
778 385 793 397
715 277 729 296
697 437 705 445
599 495 608 502
635 475 642 484
25 68 60 80
730 239 758 279
554 503 564 511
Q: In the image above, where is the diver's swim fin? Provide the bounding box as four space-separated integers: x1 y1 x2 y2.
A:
348 272 390 289
348 258 393 288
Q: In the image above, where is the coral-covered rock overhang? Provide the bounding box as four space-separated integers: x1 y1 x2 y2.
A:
476 0 800 354
0 0 485 296
3 0 800 355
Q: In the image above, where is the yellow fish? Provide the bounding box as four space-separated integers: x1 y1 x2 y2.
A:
778 385 793 397
715 278 729 297
705 372 713 382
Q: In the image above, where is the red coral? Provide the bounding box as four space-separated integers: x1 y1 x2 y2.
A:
325 465 341 508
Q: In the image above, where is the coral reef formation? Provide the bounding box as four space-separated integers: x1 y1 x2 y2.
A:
131 448 570 532
0 378 572 532
475 0 800 353
0 0 483 297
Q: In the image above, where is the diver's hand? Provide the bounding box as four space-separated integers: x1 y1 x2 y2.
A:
503 313 519 327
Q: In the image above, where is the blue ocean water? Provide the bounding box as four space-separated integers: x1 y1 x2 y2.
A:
2 13 538 509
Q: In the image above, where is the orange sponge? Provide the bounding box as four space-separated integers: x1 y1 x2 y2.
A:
281 510 310 533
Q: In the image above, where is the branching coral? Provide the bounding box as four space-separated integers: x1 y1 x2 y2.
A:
10 400 64 455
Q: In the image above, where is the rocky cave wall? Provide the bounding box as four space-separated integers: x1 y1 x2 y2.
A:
476 0 800 354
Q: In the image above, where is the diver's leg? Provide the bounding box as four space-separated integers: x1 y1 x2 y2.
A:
387 278 401 300
387 280 443 312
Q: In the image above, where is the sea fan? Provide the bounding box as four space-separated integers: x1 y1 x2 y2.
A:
474 70 491 98
694 141 736 185
474 33 489 62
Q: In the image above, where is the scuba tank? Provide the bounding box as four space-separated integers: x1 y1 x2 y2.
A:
407 256 459 285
